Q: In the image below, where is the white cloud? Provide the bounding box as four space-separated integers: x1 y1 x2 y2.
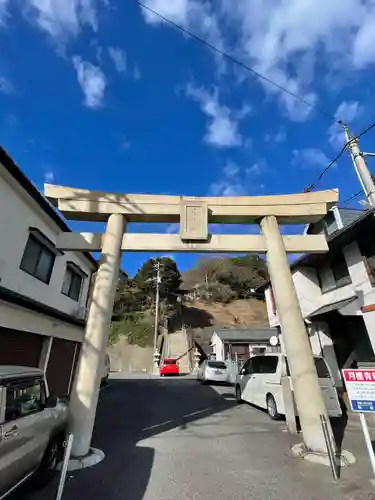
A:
108 47 127 74
292 148 330 168
24 0 103 40
186 84 248 148
44 170 54 183
133 65 141 80
0 75 13 94
208 180 245 197
140 1 375 121
246 160 268 176
208 159 248 197
0 0 8 25
166 223 179 234
328 100 363 149
265 130 286 144
222 160 240 178
120 138 131 150
72 56 106 108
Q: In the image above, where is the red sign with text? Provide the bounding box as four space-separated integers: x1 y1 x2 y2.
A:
342 369 375 412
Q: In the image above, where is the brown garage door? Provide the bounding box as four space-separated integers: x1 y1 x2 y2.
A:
47 338 80 397
0 327 43 366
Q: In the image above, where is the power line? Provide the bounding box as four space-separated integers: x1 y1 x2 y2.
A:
135 0 336 122
304 122 375 192
340 190 363 205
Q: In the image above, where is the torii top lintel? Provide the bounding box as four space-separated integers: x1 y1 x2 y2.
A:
44 184 338 225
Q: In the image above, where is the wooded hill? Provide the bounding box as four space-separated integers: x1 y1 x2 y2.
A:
109 254 269 347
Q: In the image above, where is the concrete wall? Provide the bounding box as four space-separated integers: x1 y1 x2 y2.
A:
0 165 95 318
0 300 84 342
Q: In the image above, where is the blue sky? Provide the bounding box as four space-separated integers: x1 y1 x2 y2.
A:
1 1 375 276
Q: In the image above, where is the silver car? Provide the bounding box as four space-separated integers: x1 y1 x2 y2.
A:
197 360 230 384
0 366 69 499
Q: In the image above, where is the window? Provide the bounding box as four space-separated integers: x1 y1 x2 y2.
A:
20 233 55 283
318 252 351 292
331 253 351 287
62 263 84 301
251 355 279 374
207 361 227 370
358 237 375 286
5 379 45 422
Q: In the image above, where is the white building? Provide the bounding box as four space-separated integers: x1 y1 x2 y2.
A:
263 207 375 388
0 146 97 396
210 328 279 363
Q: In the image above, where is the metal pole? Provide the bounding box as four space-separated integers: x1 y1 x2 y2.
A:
344 126 375 206
55 433 74 500
320 415 338 481
359 412 375 477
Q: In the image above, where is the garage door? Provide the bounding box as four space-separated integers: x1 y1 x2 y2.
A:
47 338 80 397
0 327 42 366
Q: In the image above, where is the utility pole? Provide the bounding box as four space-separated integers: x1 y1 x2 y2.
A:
152 261 162 374
343 124 375 206
153 261 161 353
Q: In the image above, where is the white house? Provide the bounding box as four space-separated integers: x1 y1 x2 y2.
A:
263 207 375 388
0 146 97 396
210 328 278 363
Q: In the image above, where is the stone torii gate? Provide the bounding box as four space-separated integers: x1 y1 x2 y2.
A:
45 184 338 461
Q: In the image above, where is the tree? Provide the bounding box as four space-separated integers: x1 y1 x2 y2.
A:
134 257 182 299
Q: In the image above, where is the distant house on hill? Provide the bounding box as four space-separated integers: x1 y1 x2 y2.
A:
199 327 278 364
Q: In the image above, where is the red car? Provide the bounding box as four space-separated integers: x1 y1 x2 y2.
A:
160 358 180 376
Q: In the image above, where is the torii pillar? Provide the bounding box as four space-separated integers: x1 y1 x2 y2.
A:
261 216 331 453
69 214 125 458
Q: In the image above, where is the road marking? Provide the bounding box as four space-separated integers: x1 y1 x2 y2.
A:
183 408 212 418
142 420 174 431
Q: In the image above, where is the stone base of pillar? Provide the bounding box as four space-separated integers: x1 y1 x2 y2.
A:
291 443 356 467
58 447 105 472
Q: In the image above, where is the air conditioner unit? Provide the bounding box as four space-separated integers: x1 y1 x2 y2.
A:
76 305 87 320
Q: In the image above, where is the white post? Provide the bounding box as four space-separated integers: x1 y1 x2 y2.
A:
360 412 375 477
69 214 124 458
261 215 331 453
38 336 53 397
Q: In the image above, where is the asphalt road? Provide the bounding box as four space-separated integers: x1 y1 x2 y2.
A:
13 375 375 500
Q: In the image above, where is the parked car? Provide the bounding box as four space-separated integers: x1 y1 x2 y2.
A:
234 353 342 420
197 360 230 384
101 354 110 385
0 366 69 499
160 358 179 377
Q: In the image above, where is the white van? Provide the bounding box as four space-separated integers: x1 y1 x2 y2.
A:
235 353 342 420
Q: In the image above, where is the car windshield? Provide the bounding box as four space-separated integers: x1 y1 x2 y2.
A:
164 359 177 365
207 361 227 369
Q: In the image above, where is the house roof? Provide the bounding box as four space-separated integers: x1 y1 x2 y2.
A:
212 327 278 343
0 146 97 270
257 206 375 291
306 296 357 318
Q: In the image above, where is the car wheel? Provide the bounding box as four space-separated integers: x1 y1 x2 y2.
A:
266 394 280 420
33 434 64 488
235 384 243 404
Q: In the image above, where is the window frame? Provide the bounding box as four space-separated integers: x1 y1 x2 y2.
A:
4 377 46 423
61 262 86 302
19 230 58 284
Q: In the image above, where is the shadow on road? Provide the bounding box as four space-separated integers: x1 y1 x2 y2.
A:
13 377 236 500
